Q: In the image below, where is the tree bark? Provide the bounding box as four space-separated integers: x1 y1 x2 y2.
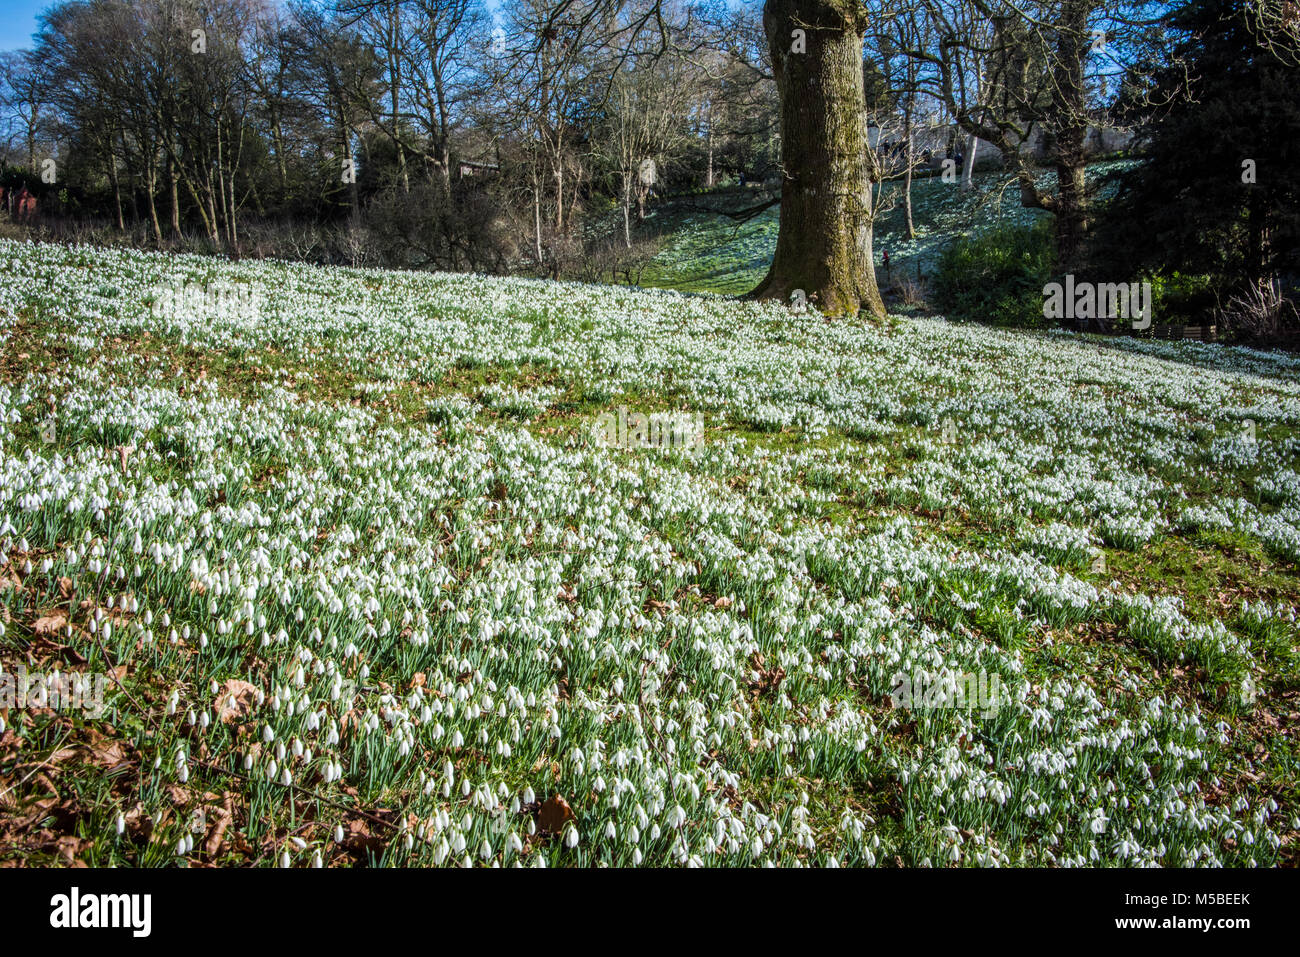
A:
168 156 181 236
1051 0 1090 274
902 103 915 239
145 158 163 244
749 0 885 318
705 104 714 189
622 170 633 248
108 150 124 232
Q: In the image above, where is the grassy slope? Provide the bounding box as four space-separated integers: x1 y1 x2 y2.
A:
0 232 1296 868
637 164 1130 296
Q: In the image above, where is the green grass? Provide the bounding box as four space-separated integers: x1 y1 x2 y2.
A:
635 162 1134 298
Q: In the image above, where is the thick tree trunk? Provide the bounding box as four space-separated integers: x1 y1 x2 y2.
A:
749 0 884 318
1051 0 1090 274
168 157 181 236
961 133 977 189
902 105 915 240
1054 146 1087 272
145 161 163 244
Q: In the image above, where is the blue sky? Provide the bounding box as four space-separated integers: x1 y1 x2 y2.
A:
0 0 47 52
0 0 502 52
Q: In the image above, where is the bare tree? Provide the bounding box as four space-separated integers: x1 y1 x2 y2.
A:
889 0 1168 273
0 51 51 172
596 11 695 246
289 1 382 221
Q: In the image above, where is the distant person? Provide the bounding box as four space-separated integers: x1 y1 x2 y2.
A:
14 185 35 222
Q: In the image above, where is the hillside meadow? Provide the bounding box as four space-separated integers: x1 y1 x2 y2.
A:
0 238 1297 866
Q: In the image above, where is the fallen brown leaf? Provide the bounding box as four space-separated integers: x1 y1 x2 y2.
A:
216 679 259 725
33 613 67 637
203 794 234 858
537 794 575 834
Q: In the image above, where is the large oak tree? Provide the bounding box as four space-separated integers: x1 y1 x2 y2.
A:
525 0 888 318
749 0 886 317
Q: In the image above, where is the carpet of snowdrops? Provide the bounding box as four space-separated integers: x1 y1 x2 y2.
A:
1 237 1298 867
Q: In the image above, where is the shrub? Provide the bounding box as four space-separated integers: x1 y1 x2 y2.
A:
364 181 514 274
1216 276 1298 337
934 219 1055 327
1147 271 1217 326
